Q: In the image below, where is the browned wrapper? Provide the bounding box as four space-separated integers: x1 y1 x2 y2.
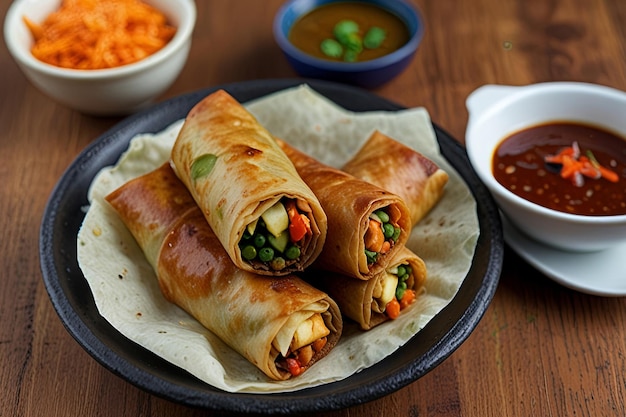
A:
105 163 342 381
171 89 327 276
276 138 412 281
342 130 449 227
311 246 427 330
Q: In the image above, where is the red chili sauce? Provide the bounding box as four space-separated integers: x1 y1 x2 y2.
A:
492 122 626 216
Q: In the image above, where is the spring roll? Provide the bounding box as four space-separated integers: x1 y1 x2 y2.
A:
311 246 427 330
276 138 412 281
105 163 342 381
171 90 327 276
343 130 449 226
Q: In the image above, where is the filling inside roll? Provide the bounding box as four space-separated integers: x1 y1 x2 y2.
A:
372 262 418 320
363 207 403 266
238 197 314 272
272 301 332 376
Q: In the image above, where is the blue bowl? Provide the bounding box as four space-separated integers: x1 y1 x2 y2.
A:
273 0 424 88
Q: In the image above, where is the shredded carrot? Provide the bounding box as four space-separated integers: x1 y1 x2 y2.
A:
544 142 619 187
24 0 176 69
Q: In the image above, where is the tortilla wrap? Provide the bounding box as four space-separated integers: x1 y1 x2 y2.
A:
105 163 342 381
311 246 427 330
171 89 327 275
275 137 412 281
342 130 449 227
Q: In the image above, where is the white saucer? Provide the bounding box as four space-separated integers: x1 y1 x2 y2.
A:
502 216 626 297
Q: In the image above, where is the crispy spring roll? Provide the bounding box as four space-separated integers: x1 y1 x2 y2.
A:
312 246 427 330
171 90 327 276
105 163 342 381
342 130 449 226
276 138 412 281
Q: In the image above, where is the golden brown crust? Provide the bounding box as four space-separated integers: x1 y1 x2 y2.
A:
105 163 342 380
171 90 327 275
275 137 412 280
313 246 427 330
342 130 449 226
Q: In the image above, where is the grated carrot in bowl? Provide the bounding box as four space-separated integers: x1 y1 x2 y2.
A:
23 0 177 70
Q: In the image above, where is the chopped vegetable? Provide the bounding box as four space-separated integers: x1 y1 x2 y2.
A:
363 27 386 49
385 298 401 319
190 154 218 181
364 208 401 265
261 201 289 237
285 200 311 242
320 18 387 62
24 0 176 70
544 141 619 186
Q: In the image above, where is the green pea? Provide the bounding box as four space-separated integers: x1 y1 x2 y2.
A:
258 247 274 262
392 226 401 242
364 26 386 49
320 38 343 58
375 210 390 223
285 245 301 260
253 233 266 248
397 265 407 277
270 257 286 271
399 273 409 282
383 223 395 238
396 286 406 300
398 281 407 291
343 49 359 62
365 249 378 264
190 153 218 181
333 19 359 43
241 245 257 260
343 32 363 52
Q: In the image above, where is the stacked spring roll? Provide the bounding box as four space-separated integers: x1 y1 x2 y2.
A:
342 130 449 227
105 163 343 380
171 90 327 276
275 138 412 281
311 246 427 330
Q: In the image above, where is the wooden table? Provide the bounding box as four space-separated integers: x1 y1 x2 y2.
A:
2 0 626 416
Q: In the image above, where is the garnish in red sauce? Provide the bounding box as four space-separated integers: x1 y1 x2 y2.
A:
492 122 626 216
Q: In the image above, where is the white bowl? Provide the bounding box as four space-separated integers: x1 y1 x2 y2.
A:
4 0 196 115
465 82 626 252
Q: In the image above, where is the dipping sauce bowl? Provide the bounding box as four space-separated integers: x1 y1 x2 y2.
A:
465 82 626 252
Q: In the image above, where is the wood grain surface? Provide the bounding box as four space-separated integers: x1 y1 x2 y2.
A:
1 0 625 416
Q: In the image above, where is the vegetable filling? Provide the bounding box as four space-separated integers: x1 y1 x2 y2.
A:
239 199 311 271
364 208 401 265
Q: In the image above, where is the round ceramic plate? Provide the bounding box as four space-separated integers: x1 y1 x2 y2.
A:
502 216 626 297
39 79 503 414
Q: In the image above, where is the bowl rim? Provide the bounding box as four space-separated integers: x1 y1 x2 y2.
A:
272 0 425 72
465 82 626 224
3 0 197 80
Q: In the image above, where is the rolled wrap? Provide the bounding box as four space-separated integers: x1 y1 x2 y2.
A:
276 138 412 280
342 130 449 227
312 246 427 330
171 89 327 276
105 163 342 381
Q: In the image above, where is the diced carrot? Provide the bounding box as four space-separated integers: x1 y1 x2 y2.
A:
364 219 385 252
386 298 401 319
380 240 391 254
285 200 311 242
399 289 416 310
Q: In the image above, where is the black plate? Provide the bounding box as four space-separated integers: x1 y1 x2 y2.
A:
39 78 503 414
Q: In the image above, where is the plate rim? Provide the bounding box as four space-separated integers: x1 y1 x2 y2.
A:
39 78 503 414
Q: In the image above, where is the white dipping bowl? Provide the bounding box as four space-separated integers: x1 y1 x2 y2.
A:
465 82 626 252
4 0 196 115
